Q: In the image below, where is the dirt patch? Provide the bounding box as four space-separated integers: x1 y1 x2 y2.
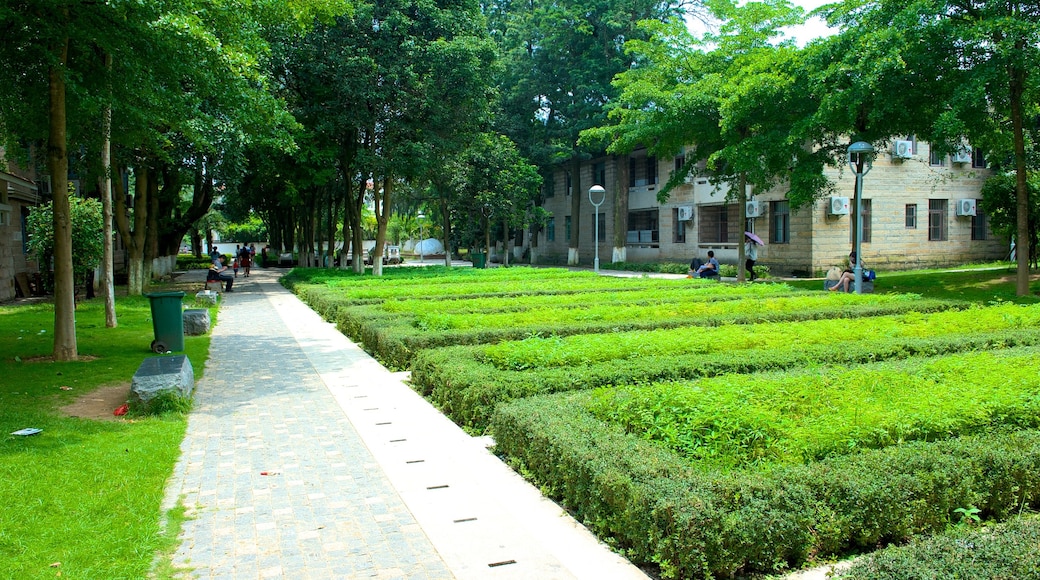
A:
20 354 99 363
60 384 131 421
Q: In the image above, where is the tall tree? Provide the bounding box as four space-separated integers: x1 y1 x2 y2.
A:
583 0 824 280
488 0 683 265
813 0 1040 295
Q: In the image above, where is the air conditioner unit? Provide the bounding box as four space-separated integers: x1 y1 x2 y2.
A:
892 140 913 159
745 200 763 218
951 147 972 164
829 196 850 215
956 198 977 217
677 206 694 221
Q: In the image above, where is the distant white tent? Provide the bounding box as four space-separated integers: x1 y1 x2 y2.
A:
415 238 444 255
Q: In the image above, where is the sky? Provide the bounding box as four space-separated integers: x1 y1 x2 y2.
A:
784 0 838 46
688 0 839 47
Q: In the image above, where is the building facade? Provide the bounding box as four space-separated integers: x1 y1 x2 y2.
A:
0 163 41 300
532 140 1006 275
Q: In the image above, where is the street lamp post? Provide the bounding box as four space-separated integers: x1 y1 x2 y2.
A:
588 185 606 272
417 212 425 263
847 141 875 294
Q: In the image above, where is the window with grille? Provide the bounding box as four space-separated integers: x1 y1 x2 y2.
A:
928 199 948 241
905 204 917 228
673 208 687 243
770 200 790 244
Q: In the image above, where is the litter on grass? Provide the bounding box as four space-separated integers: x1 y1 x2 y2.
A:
11 428 42 436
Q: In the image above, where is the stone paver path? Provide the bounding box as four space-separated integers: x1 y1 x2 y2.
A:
163 269 647 579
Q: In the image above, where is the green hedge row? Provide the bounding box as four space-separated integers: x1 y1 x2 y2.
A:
490 393 1040 579
411 327 1038 432
340 294 958 370
586 347 1040 468
834 516 1040 579
480 303 1040 370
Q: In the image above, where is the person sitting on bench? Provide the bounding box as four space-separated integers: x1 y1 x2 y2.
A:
207 255 234 292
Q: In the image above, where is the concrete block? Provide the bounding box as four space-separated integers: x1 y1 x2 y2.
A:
131 355 194 406
195 290 219 305
183 308 211 336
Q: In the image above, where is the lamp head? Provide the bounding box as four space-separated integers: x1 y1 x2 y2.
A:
588 184 606 204
847 141 875 174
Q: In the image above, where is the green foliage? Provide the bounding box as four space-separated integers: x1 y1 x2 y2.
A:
585 347 1040 469
491 393 1040 578
176 254 217 270
25 196 104 286
834 516 1040 580
220 214 268 244
981 172 1040 268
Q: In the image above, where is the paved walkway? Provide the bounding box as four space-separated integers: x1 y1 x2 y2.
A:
162 269 646 579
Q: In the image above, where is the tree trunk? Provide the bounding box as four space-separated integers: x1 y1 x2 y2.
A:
114 165 150 295
568 157 582 265
372 174 393 277
1009 55 1031 296
612 154 629 263
49 35 77 360
501 215 510 266
736 172 747 283
100 52 117 328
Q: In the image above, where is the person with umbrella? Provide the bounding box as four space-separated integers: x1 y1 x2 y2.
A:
744 232 763 281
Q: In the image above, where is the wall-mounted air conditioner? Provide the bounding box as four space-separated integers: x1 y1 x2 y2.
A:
951 147 972 165
956 198 977 216
745 200 763 218
892 140 913 159
677 206 694 221
829 197 850 215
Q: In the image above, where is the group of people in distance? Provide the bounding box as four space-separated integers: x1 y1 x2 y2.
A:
206 244 257 292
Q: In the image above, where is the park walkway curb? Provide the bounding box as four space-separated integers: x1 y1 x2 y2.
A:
162 268 647 579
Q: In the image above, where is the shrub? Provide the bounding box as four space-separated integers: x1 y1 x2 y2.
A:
490 393 1040 579
834 516 1040 580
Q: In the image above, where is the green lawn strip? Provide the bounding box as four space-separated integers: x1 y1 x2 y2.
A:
286 268 708 307
0 296 213 578
345 292 957 370
833 515 1040 580
490 392 1040 579
412 326 1040 434
378 281 798 315
585 347 1040 470
480 302 1040 370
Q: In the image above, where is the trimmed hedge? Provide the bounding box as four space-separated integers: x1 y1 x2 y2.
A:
337 294 958 370
834 516 1040 579
490 392 1040 579
411 328 1039 432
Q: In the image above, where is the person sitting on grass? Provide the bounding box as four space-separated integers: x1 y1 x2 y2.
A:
688 251 720 278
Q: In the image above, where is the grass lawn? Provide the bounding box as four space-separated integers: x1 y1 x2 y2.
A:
0 283 214 579
785 262 1040 304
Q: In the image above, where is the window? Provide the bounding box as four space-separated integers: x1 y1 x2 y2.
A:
590 212 606 242
544 180 554 198
565 216 572 241
698 205 730 244
546 217 555 241
850 199 871 243
629 157 637 187
674 155 686 173
905 204 917 229
646 156 658 186
626 209 659 244
673 208 687 243
593 162 606 187
565 171 572 195
929 147 945 167
972 148 987 169
770 200 790 244
972 203 989 240
928 199 948 241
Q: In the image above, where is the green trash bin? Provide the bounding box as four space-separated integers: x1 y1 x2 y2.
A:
145 291 186 353
472 252 486 269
